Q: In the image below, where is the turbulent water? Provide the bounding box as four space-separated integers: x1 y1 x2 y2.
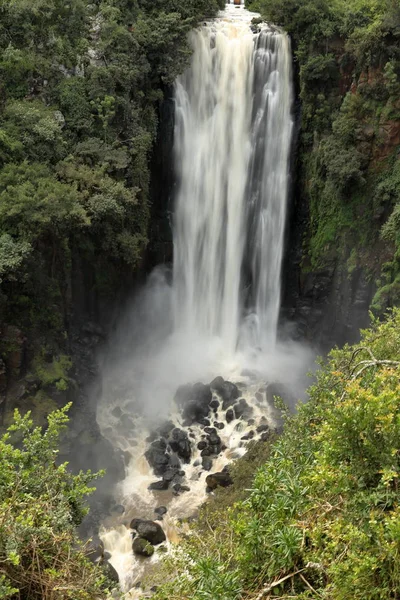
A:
173 8 293 352
95 5 304 597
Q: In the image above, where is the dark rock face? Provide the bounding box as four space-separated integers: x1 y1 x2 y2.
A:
233 398 252 419
100 559 119 583
145 439 170 477
170 428 191 462
154 506 167 517
202 456 213 471
206 471 233 491
85 536 104 563
177 382 213 425
211 377 240 409
132 537 155 557
148 479 169 491
226 408 234 423
130 519 166 545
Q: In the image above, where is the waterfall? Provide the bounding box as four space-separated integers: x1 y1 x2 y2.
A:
173 6 293 356
96 10 315 594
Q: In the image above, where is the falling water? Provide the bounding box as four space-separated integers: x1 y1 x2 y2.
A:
96 6 302 595
173 7 293 353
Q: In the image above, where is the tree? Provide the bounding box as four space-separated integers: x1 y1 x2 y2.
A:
0 404 107 599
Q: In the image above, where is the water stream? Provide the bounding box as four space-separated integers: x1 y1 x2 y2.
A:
96 5 300 596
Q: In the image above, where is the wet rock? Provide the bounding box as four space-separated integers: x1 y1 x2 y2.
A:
214 421 225 430
200 447 211 457
210 399 219 410
193 459 201 467
197 440 207 450
204 426 216 434
86 536 104 563
157 420 176 438
168 454 181 469
260 432 270 442
132 537 154 557
226 408 235 423
111 406 122 418
145 439 170 476
256 424 269 434
178 382 213 424
180 485 190 492
130 519 166 545
206 471 233 490
233 398 253 419
170 428 191 462
248 418 255 426
154 506 167 517
110 504 125 515
210 376 225 389
162 468 179 482
202 456 213 471
210 378 240 409
207 431 221 445
241 431 254 441
255 391 264 403
148 479 169 491
198 418 211 427
100 559 119 583
122 451 131 466
209 444 221 455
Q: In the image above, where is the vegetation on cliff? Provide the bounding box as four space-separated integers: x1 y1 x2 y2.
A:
0 404 107 599
152 308 400 599
250 0 400 315
0 0 224 421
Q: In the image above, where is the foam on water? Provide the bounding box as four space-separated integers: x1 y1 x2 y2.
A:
95 4 304 596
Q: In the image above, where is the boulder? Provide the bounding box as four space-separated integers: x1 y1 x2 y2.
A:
157 420 176 438
210 377 240 409
204 426 216 434
202 457 213 471
170 428 191 462
154 506 167 517
226 408 234 423
162 468 179 482
132 537 154 557
180 382 212 424
148 480 169 491
100 559 119 583
207 431 221 445
206 471 233 491
145 439 170 476
256 424 269 434
130 519 166 545
86 536 104 563
233 398 252 419
197 440 207 450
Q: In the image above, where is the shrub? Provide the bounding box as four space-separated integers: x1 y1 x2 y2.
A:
0 404 107 599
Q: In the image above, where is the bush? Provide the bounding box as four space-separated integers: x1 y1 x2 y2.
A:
153 309 400 600
0 404 107 599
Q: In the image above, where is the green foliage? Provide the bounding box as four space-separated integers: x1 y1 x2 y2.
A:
153 309 400 600
0 0 223 351
250 0 400 314
34 352 72 389
0 404 107 599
